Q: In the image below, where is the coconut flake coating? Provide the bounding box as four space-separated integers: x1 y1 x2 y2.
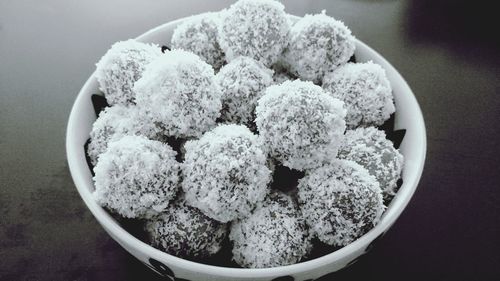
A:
283 12 355 83
171 12 226 70
322 61 395 128
339 127 404 201
218 0 291 66
297 159 384 246
93 135 180 219
182 124 271 223
87 105 160 166
95 39 162 106
255 80 347 170
230 192 312 268
134 50 222 138
215 56 274 125
145 199 227 259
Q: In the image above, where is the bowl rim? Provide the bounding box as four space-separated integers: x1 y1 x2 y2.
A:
66 14 427 278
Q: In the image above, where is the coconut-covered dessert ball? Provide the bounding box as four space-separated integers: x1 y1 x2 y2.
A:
283 11 355 83
182 124 271 223
297 159 384 246
95 39 162 106
215 56 273 125
171 12 226 70
322 61 394 128
134 50 222 138
87 105 159 166
218 0 290 66
230 192 312 268
93 135 180 219
255 80 347 170
338 127 404 201
145 199 227 259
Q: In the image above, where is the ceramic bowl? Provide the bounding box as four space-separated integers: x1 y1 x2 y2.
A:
66 15 426 281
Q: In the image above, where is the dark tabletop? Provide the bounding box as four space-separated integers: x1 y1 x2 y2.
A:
1 0 499 280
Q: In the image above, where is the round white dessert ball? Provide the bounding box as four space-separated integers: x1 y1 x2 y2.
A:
134 50 222 138
93 135 180 219
230 192 312 268
218 0 291 66
87 105 159 166
297 159 384 246
171 12 226 70
95 39 162 106
182 124 271 223
338 127 404 201
283 12 355 83
145 199 227 259
215 56 273 125
255 80 347 170
322 61 395 128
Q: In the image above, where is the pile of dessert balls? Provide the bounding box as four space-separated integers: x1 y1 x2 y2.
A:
88 0 403 268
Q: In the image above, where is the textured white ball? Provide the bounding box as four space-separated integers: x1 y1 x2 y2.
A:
297 159 384 246
87 105 159 166
255 80 346 170
145 199 227 259
215 56 273 125
339 127 404 201
218 0 291 66
182 124 271 223
323 61 395 128
283 12 355 83
171 12 226 70
230 192 312 268
95 39 162 106
134 50 222 138
93 135 180 219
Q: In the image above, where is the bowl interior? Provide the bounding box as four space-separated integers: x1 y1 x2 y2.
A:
66 14 426 278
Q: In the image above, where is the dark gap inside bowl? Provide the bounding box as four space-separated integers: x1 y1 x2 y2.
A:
271 165 305 193
195 238 241 268
165 137 186 162
304 238 341 262
161 45 171 53
387 129 406 149
378 113 407 149
348 54 357 63
378 113 395 134
91 94 109 117
83 137 95 177
116 216 149 243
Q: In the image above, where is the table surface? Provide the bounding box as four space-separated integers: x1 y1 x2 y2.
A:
1 0 499 280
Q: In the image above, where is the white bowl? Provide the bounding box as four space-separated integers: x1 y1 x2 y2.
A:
66 15 426 281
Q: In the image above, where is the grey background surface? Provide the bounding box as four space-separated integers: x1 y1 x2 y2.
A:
1 0 499 280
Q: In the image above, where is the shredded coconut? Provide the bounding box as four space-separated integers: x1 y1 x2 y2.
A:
297 159 385 246
283 11 355 83
95 39 162 106
215 56 274 125
218 0 291 66
322 61 395 128
182 124 271 223
87 105 161 166
255 80 347 170
93 135 180 219
134 50 222 138
338 127 404 201
145 199 227 259
230 192 312 268
172 12 226 70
